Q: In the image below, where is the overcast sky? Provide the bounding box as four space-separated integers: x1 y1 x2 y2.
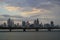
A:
0 0 60 25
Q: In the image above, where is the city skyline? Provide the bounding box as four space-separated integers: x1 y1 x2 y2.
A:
0 0 60 40
0 18 60 27
0 0 60 25
0 18 59 32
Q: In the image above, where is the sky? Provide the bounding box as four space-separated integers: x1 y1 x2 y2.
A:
0 0 60 25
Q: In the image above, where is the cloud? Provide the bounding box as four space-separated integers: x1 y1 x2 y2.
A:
0 0 4 2
4 6 23 12
49 0 60 5
1 0 60 10
20 8 50 17
2 14 23 18
0 14 24 21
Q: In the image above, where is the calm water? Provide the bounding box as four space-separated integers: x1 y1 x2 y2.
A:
0 32 60 40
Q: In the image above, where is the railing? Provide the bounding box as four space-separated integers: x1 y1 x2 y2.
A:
0 27 60 32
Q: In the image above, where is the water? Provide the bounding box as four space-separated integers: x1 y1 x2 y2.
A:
0 32 60 40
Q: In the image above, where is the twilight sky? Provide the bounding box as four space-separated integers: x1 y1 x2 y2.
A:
0 0 60 25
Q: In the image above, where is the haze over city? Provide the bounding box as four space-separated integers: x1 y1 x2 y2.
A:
0 0 60 25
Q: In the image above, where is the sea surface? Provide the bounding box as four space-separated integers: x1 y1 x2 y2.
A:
0 29 60 40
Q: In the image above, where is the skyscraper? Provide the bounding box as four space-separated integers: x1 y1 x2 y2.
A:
22 21 26 27
34 18 39 27
34 20 37 27
36 18 39 25
3 22 7 27
50 21 54 27
7 18 14 27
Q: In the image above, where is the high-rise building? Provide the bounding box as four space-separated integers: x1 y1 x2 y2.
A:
26 21 30 27
34 20 37 25
44 23 50 28
40 22 43 28
7 18 14 27
50 21 54 27
3 22 7 27
16 23 20 27
34 18 39 27
22 21 26 27
34 20 37 27
36 18 39 25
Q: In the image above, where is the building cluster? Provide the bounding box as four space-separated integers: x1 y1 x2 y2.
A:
0 18 60 28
